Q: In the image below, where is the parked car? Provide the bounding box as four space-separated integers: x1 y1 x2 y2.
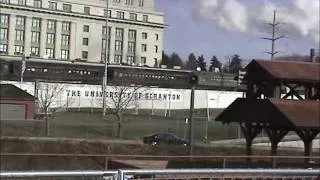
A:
143 133 188 146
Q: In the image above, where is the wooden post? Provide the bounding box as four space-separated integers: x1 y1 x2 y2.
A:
240 123 262 167
265 128 289 167
296 129 319 166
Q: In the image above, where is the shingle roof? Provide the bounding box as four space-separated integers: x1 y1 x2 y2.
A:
215 98 320 129
0 84 35 100
246 60 320 83
270 98 320 128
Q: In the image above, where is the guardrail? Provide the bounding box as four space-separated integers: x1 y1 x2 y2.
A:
1 169 319 180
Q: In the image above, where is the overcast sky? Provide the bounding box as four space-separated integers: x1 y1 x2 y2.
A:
155 0 319 64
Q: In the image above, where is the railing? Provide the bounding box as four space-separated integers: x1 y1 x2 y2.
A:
1 169 319 180
0 170 118 179
1 153 320 169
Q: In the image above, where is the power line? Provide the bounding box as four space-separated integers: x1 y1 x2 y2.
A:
261 10 285 60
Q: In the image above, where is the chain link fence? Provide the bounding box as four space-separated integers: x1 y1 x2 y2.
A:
1 169 319 180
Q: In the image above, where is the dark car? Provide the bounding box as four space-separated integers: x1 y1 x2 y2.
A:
143 133 188 146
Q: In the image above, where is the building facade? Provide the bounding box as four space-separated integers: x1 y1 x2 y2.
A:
0 0 165 67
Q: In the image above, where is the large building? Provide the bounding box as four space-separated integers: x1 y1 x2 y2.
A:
0 0 165 67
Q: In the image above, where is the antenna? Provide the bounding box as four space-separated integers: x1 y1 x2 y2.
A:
260 10 285 60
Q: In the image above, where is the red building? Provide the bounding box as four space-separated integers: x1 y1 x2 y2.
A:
0 84 36 120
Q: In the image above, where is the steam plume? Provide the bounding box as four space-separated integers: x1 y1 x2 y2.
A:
192 0 320 43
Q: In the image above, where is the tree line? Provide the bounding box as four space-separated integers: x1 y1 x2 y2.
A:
160 51 243 73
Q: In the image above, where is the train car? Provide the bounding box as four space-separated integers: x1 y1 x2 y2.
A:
0 57 238 90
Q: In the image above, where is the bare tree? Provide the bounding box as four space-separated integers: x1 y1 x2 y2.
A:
101 84 143 139
36 82 71 136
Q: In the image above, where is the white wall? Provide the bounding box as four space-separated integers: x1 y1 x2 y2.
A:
1 81 244 110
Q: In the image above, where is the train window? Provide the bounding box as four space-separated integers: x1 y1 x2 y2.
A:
44 69 48 72
31 68 35 72
68 70 71 74
88 71 91 75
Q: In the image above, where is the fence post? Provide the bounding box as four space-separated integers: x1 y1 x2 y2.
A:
222 158 227 168
272 157 277 168
117 170 124 180
105 156 108 170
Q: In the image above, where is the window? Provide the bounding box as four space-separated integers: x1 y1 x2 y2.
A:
112 0 120 3
31 31 40 42
45 48 54 58
17 0 26 5
0 0 10 4
102 26 111 36
116 11 124 19
83 25 89 32
154 45 158 53
129 13 137 21
84 7 90 14
48 1 57 10
14 45 24 55
139 0 144 7
128 29 136 40
141 57 146 64
31 18 41 28
115 28 123 39
104 9 111 17
61 35 70 46
128 42 135 53
102 39 110 49
61 49 69 59
0 44 8 54
15 29 24 41
127 56 135 64
125 0 133 5
142 15 148 22
102 39 106 49
16 16 25 26
47 19 56 29
141 44 147 52
46 33 55 44
114 55 122 64
101 53 109 63
0 28 8 40
62 21 70 31
30 47 39 56
154 58 158 67
83 38 89 46
115 40 122 51
82 51 88 59
155 34 159 40
33 0 42 8
63 4 72 12
142 32 147 39
0 14 9 24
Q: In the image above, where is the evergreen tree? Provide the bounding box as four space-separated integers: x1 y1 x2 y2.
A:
161 51 170 67
229 54 243 73
208 56 222 72
185 53 197 70
170 52 184 68
197 55 207 71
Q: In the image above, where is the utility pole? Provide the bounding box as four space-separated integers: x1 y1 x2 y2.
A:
188 85 195 156
102 0 109 116
261 10 284 60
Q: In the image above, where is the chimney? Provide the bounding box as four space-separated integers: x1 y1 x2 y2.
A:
310 48 316 62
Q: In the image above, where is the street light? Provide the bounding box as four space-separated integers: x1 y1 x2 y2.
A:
102 0 109 116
